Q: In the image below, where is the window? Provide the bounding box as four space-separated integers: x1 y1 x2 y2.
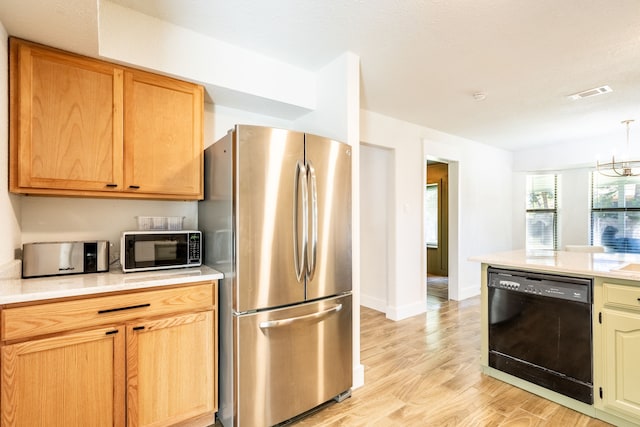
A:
591 174 640 253
425 184 438 247
526 174 558 250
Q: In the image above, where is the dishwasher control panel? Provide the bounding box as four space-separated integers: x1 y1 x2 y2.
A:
488 267 592 304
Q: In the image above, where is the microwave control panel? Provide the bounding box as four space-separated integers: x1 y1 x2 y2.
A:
188 232 202 264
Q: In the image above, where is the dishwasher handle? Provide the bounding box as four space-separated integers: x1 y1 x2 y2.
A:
259 304 342 330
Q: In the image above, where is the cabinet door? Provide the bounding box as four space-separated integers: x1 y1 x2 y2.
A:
10 39 124 193
0 326 125 427
602 309 640 419
126 310 214 427
123 70 203 199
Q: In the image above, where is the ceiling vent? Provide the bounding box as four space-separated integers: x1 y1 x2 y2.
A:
568 85 612 100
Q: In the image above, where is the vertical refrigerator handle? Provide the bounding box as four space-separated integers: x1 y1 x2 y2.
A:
293 161 308 283
307 161 318 281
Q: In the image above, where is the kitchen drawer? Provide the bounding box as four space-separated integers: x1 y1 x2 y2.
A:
603 282 640 312
1 282 214 341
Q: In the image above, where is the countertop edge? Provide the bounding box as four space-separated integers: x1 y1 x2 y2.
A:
470 249 640 283
0 265 224 305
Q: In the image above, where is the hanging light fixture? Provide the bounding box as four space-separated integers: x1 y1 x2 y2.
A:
597 119 640 177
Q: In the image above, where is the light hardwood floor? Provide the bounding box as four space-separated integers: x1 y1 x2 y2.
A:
289 295 611 426
426 274 449 302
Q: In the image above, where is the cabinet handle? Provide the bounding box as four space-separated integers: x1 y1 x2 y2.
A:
105 183 118 188
98 303 150 314
105 330 119 335
128 185 140 189
132 326 145 331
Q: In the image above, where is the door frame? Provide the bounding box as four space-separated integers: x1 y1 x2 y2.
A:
424 155 461 300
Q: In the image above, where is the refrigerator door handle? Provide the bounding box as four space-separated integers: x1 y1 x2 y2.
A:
293 160 308 283
307 161 318 281
258 304 343 329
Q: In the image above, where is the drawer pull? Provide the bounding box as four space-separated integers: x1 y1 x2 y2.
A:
105 183 118 188
132 326 145 331
105 330 119 335
259 304 342 329
128 185 140 189
98 303 150 314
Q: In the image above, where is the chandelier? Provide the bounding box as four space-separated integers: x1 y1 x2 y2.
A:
597 119 640 177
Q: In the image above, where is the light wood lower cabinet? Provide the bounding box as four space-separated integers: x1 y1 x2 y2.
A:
0 282 217 427
1 326 125 427
127 311 214 427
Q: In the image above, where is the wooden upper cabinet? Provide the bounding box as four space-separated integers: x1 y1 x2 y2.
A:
10 38 124 193
9 38 204 200
124 70 203 197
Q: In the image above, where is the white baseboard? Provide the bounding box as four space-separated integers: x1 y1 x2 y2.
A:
359 294 386 312
360 295 428 321
385 300 426 321
455 284 480 301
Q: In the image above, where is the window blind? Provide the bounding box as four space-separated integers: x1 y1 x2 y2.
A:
591 173 640 253
526 174 558 250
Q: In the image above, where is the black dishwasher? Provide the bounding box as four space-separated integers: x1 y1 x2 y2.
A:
487 267 593 404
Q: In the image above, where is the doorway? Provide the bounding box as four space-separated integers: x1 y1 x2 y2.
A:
426 161 449 305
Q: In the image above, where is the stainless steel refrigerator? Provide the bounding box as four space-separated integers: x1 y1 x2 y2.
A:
198 125 353 427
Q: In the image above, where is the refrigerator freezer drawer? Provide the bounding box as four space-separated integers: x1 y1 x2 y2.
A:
235 293 352 427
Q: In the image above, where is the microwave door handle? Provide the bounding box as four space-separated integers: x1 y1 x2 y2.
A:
293 160 308 283
306 161 317 281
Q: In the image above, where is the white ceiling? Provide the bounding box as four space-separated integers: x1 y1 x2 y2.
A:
3 0 640 152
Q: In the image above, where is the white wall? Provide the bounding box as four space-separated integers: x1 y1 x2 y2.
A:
360 143 392 311
558 169 592 247
0 21 22 277
512 172 527 249
360 110 514 314
205 103 294 148
0 0 100 57
20 198 197 260
423 130 514 300
514 132 632 173
294 52 357 143
98 1 316 120
360 111 428 320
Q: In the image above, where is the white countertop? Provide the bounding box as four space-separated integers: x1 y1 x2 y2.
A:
470 249 640 282
0 265 223 305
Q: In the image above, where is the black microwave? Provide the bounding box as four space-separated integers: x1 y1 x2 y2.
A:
121 230 202 273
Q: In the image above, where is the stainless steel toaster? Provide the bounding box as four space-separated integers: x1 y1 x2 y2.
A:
22 241 109 278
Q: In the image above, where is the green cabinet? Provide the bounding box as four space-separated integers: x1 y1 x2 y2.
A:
596 280 640 423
